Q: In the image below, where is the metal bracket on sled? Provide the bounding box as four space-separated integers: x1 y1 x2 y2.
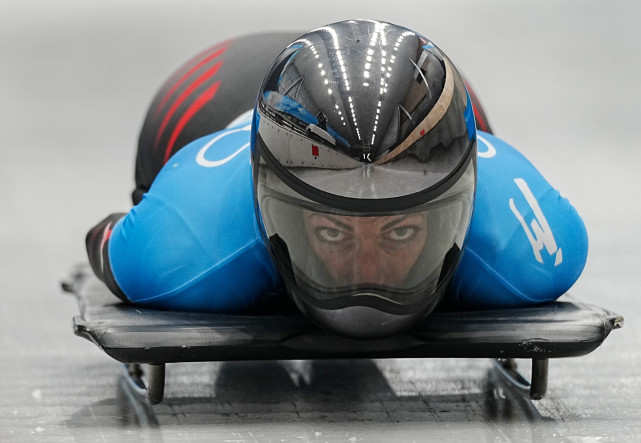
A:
493 358 549 400
122 363 166 405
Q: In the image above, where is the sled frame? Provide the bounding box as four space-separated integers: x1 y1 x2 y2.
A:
62 264 623 405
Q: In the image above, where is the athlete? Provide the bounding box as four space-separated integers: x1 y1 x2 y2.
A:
86 20 588 339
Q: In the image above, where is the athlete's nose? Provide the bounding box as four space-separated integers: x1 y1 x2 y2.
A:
351 242 390 286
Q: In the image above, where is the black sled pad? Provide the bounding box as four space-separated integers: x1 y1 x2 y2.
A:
63 264 622 365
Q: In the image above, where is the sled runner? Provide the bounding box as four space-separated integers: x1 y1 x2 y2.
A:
61 264 623 405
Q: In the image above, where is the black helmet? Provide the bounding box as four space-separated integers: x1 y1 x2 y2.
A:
252 20 477 338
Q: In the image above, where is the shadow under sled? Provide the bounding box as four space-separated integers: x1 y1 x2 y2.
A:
61 264 623 405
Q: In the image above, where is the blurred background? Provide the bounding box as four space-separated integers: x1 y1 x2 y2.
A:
1 0 639 441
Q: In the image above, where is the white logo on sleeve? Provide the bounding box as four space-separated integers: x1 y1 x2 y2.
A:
509 178 563 266
196 125 251 167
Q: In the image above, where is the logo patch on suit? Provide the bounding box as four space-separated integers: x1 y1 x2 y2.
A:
509 178 563 266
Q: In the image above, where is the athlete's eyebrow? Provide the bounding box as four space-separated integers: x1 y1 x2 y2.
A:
315 215 354 232
380 215 416 231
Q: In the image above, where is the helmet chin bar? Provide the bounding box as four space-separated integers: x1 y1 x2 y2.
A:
293 275 443 315
297 289 445 339
281 260 453 339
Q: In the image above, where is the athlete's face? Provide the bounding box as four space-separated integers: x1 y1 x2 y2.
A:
303 212 428 287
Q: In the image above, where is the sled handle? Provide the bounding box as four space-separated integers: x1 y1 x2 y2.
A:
122 363 166 405
494 358 548 400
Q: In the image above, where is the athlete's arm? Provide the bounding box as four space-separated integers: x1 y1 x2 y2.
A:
89 128 280 313
85 213 128 302
448 132 589 309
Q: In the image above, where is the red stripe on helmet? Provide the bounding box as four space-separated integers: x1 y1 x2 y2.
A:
153 44 229 120
155 60 223 149
163 80 222 164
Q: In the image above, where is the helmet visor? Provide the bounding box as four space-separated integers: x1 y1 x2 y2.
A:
256 157 475 314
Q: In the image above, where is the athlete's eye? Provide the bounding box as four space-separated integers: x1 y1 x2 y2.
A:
387 226 417 241
315 227 346 243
